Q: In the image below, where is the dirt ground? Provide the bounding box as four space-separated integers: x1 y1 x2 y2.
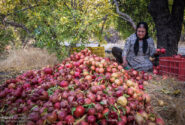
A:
145 76 185 125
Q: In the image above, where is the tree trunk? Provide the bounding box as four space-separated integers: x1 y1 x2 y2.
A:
148 0 185 56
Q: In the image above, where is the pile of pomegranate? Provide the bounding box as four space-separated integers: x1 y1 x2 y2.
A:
0 48 164 125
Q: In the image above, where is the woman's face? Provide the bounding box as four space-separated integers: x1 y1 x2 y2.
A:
137 27 146 39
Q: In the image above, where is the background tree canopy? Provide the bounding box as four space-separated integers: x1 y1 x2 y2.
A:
0 0 184 58
115 0 155 39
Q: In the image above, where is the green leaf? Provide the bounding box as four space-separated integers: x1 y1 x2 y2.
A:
104 112 109 120
121 107 126 115
100 101 105 105
83 103 95 109
106 87 109 91
44 108 48 113
118 115 121 121
123 94 130 98
112 107 117 112
68 85 75 90
31 105 38 111
149 113 156 117
97 120 101 124
47 86 58 96
103 90 108 94
71 107 76 115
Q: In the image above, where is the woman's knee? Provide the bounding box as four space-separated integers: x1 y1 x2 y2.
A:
112 47 122 54
112 47 118 53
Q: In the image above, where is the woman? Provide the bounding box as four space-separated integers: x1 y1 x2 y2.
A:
112 22 156 72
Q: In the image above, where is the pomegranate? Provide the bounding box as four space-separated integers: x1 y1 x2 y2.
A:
59 81 68 87
74 106 85 118
44 67 53 74
28 112 40 121
58 110 67 120
65 115 75 124
54 102 61 109
88 108 96 115
160 48 166 54
87 115 96 123
156 117 165 125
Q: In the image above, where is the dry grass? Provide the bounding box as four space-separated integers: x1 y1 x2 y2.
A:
0 47 59 72
145 75 185 125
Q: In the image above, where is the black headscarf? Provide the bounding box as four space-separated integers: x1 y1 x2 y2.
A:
134 22 149 56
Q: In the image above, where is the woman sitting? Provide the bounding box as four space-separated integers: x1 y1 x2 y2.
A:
112 22 156 72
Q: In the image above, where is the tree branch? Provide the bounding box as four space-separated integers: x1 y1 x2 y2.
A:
100 15 108 35
64 1 77 25
113 0 136 30
6 2 51 16
3 20 30 34
2 19 33 47
7 4 39 16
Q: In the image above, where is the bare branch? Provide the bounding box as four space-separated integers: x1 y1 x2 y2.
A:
119 15 130 22
113 0 136 30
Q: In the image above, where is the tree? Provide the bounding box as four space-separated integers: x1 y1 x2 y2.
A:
148 0 185 56
0 0 116 59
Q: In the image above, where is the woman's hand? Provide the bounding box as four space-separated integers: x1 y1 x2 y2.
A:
122 60 128 67
149 57 155 62
122 56 128 67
